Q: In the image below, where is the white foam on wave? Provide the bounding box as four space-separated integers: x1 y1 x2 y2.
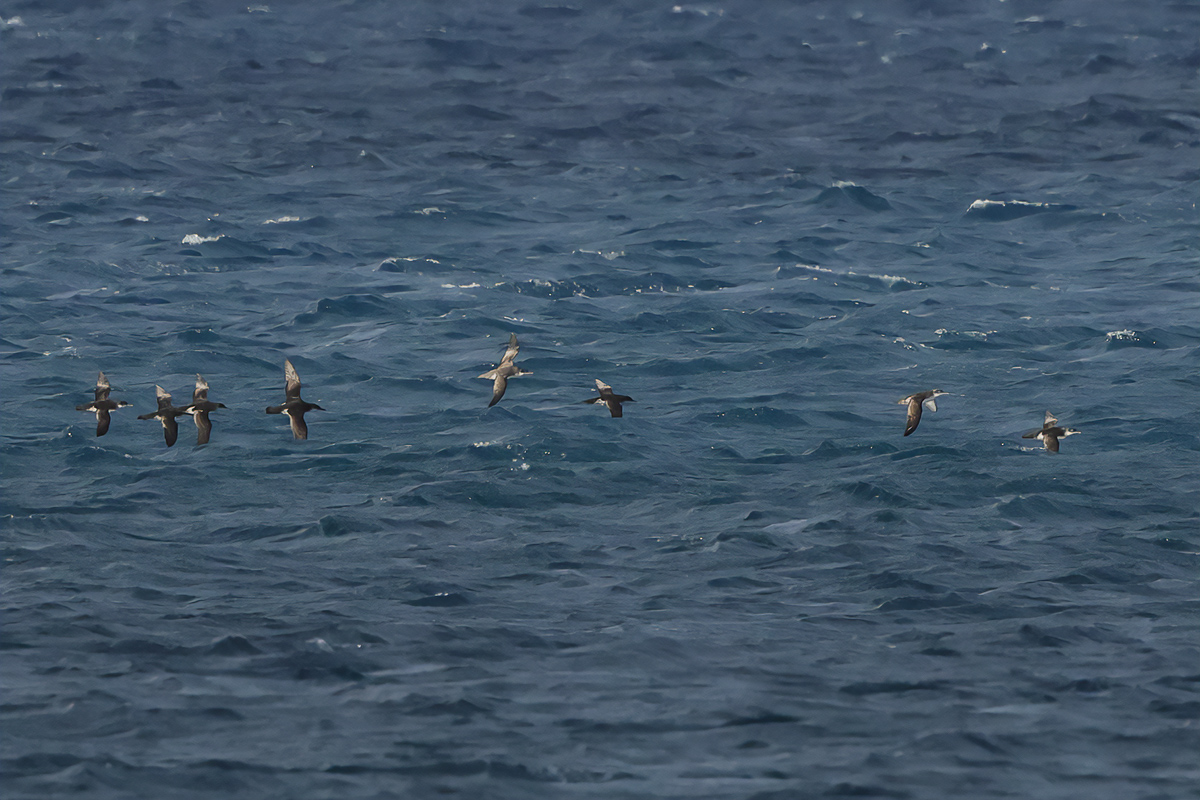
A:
968 198 1050 211
1105 329 1139 341
936 328 995 339
575 249 624 261
671 4 724 16
794 263 920 287
893 336 926 351
181 233 223 244
868 273 918 287
378 256 443 269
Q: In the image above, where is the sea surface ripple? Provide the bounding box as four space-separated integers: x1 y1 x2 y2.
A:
2 2 1198 798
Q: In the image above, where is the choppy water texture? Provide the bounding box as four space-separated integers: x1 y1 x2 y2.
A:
3 1 1199 797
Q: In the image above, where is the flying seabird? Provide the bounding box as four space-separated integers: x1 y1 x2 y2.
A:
583 379 634 418
185 374 227 445
75 371 130 436
898 389 949 436
478 333 532 407
265 359 324 439
137 385 188 447
1021 411 1080 453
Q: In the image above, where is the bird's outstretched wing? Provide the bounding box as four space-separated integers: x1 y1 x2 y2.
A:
499 333 520 367
285 359 303 400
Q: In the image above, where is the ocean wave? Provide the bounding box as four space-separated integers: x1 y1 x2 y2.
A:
4 2 1198 797
964 199 1078 221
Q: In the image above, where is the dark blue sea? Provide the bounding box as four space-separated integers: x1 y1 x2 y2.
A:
3 1 1199 797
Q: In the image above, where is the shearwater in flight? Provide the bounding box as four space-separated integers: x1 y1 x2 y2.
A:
898 389 949 436
76 372 130 437
266 359 325 439
583 379 634 417
478 333 532 407
137 384 188 447
185 374 227 445
1022 411 1080 453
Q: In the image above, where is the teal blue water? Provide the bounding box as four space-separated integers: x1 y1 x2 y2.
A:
3 2 1198 797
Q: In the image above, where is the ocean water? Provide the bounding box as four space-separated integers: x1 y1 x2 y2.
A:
2 1 1199 797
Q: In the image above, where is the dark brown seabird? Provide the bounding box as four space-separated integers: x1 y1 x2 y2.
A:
478 333 532 407
583 379 634 418
137 385 188 447
1021 411 1081 453
266 359 324 439
185 374 227 445
76 372 130 436
898 388 949 436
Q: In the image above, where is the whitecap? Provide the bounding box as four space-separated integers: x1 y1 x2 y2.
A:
867 273 919 287
181 233 223 244
575 249 624 261
936 328 995 339
965 198 1076 221
968 199 1050 211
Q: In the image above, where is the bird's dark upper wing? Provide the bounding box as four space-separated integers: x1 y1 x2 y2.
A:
903 398 923 436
